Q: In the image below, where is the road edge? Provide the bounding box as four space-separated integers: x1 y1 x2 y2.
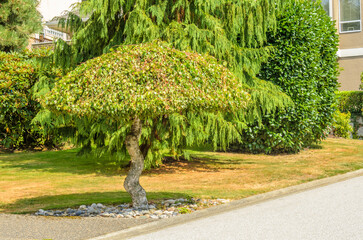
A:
88 168 363 240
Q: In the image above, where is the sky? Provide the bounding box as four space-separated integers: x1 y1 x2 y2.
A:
38 0 81 21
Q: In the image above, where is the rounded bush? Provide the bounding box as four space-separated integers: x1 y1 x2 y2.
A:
0 49 61 150
238 0 339 153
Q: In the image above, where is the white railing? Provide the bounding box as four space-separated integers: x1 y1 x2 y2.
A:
44 28 66 39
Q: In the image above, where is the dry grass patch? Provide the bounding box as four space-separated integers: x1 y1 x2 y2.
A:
0 138 362 213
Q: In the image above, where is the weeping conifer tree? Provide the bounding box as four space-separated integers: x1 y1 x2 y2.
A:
56 0 288 99
43 42 251 207
36 0 292 167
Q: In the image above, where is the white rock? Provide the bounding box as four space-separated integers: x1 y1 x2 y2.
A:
88 207 99 214
97 203 105 208
154 210 163 215
165 199 176 204
141 210 150 215
79 205 87 210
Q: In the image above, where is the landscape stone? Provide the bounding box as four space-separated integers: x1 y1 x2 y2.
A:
75 210 83 216
79 205 87 210
33 198 231 219
97 203 105 208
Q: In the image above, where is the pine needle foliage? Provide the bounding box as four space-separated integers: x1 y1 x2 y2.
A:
54 0 287 87
0 0 42 52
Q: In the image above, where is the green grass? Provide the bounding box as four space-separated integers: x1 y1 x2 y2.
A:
0 138 362 213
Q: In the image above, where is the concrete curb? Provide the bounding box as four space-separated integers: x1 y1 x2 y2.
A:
88 169 363 240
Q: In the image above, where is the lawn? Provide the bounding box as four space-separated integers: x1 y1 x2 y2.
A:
0 138 362 213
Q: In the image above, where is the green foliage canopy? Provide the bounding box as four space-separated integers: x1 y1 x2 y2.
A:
238 0 340 153
42 42 251 168
337 91 363 114
47 0 291 160
0 49 61 150
45 42 250 119
0 0 42 52
57 0 281 79
331 110 353 139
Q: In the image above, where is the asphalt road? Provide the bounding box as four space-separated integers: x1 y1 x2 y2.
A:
130 176 363 240
0 214 153 240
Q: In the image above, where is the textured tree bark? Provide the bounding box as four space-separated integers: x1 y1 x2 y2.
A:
124 117 149 209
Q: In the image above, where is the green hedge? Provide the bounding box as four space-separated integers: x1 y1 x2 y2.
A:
0 49 61 150
336 91 363 114
237 0 339 153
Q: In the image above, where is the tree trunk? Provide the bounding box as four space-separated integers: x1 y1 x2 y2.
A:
124 117 148 209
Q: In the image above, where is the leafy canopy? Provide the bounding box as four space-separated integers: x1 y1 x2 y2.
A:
42 42 251 168
44 41 250 120
51 0 291 139
0 0 42 52
57 0 281 79
0 49 61 150
238 0 339 153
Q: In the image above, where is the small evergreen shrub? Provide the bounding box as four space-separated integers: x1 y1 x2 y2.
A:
331 110 353 139
336 91 363 114
237 0 339 153
336 91 363 139
0 49 61 150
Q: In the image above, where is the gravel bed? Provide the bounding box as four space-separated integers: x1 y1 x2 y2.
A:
35 198 230 219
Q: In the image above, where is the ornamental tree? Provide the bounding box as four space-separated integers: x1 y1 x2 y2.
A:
42 42 250 208
0 0 42 52
43 0 290 164
54 0 290 116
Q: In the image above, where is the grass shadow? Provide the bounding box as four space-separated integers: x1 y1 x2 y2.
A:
0 148 253 176
1 191 192 214
0 149 130 176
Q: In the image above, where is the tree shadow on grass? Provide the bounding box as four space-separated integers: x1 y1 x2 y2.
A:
0 148 249 176
1 191 192 214
0 148 263 177
145 156 259 175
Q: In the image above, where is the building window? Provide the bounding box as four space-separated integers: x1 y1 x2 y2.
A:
322 0 333 17
340 0 361 33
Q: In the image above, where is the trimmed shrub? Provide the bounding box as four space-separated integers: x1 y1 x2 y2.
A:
336 91 363 139
237 0 339 153
331 110 353 139
336 91 363 114
0 49 61 150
